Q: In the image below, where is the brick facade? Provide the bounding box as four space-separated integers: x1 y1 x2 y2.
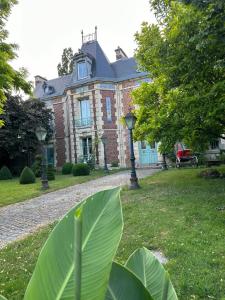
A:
53 99 66 167
35 38 151 168
100 90 119 164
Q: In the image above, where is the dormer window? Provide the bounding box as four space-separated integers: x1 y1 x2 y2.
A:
78 61 88 80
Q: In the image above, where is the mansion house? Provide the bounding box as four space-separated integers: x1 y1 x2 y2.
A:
34 30 160 168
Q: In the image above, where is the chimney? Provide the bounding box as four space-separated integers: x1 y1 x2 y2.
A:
34 75 47 88
115 46 128 60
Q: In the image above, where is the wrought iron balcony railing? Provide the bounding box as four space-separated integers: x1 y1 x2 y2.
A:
75 117 93 127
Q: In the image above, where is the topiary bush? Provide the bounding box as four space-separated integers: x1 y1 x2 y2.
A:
20 167 36 184
72 163 90 176
47 164 55 181
0 166 13 180
111 160 119 168
62 162 74 175
31 155 42 177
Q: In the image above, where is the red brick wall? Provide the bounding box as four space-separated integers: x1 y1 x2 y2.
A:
100 90 119 164
53 99 66 167
92 90 99 164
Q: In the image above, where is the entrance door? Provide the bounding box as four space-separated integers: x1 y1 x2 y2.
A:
81 137 92 162
138 141 158 165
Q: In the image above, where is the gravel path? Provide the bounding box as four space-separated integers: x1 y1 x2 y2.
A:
0 168 159 249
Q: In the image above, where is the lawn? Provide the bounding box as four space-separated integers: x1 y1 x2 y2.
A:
0 169 122 207
0 168 225 299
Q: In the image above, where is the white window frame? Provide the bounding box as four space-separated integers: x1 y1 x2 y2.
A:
77 61 88 80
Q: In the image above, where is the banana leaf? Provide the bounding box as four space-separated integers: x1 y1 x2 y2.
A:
105 262 153 300
24 188 123 300
125 247 178 300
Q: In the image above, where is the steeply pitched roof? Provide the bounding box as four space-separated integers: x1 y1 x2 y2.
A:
111 57 146 80
34 41 148 100
35 74 72 99
81 40 115 78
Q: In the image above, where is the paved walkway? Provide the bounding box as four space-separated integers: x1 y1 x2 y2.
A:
0 168 159 249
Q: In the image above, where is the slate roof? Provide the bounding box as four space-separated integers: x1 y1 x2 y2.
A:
35 40 148 100
81 41 115 78
34 74 72 99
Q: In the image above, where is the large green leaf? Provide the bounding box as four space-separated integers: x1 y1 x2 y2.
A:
24 188 123 300
0 296 8 300
125 247 178 300
105 262 153 300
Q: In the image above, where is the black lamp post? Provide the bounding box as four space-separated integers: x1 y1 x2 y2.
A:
162 153 168 170
35 126 49 190
101 134 109 173
124 112 140 189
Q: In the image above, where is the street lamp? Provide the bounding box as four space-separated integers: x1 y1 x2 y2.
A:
124 112 140 189
101 134 109 173
162 153 168 170
35 126 49 190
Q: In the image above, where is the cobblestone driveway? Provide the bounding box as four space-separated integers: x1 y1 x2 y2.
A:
0 168 159 249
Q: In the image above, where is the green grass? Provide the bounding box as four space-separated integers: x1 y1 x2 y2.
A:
0 168 225 299
0 169 122 207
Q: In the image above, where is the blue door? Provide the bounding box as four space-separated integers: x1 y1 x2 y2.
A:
138 141 158 165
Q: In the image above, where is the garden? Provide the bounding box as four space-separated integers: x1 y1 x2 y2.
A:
0 167 224 299
0 161 122 207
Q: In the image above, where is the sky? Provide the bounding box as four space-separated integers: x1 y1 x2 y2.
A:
7 0 155 83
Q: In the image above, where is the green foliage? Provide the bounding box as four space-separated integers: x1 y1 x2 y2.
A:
47 165 55 181
61 162 73 174
87 155 95 170
57 47 74 76
0 166 12 180
19 167 36 185
133 0 225 152
125 248 177 299
219 152 225 164
111 160 119 167
0 0 32 126
199 168 221 179
20 188 176 300
0 96 53 160
72 163 90 176
31 155 42 177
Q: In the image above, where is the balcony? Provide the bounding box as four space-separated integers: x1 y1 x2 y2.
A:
75 117 93 128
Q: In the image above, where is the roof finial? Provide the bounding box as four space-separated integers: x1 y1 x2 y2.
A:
95 26 97 41
81 30 84 44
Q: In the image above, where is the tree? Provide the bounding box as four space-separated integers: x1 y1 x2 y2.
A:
0 95 53 167
57 47 74 76
0 0 32 126
133 0 225 152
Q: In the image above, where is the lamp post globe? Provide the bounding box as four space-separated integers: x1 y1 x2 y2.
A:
124 112 137 130
35 126 49 190
124 112 140 190
101 134 109 173
35 126 47 142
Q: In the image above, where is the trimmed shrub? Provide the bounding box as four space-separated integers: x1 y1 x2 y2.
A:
87 155 95 170
199 168 220 179
72 163 90 176
111 160 119 167
47 164 55 181
62 162 73 175
20 167 36 184
31 155 42 177
0 166 13 180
